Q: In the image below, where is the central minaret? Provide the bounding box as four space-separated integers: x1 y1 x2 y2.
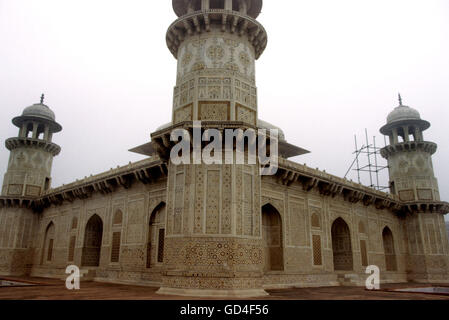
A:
153 0 268 297
168 0 266 126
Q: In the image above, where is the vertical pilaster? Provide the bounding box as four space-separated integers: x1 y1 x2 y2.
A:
32 122 38 139
225 0 232 10
44 126 50 141
392 128 398 144
403 126 410 142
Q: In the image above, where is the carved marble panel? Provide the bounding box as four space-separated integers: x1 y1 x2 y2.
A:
173 171 185 235
176 34 255 82
25 185 41 197
236 104 256 126
221 165 232 235
194 166 205 234
243 172 254 236
126 199 144 244
417 189 433 200
289 200 307 246
199 102 229 121
206 170 220 234
399 190 415 201
7 184 23 196
174 104 193 124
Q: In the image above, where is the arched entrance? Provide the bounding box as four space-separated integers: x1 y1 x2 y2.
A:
382 227 397 271
331 218 353 271
147 203 166 268
262 204 284 271
41 222 55 264
81 214 103 267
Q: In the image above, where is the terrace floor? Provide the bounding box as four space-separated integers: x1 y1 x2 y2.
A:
0 277 448 300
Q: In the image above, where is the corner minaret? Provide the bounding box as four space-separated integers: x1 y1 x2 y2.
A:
380 95 439 202
380 95 449 282
2 95 62 198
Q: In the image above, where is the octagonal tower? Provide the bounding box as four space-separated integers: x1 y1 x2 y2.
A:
380 95 439 202
153 0 269 297
380 95 449 282
167 0 266 126
2 95 62 198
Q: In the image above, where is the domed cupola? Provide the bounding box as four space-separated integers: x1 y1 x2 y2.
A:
387 103 421 124
12 94 62 134
21 103 56 121
380 94 430 143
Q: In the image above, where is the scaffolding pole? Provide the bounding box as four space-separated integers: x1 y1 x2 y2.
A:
344 129 389 192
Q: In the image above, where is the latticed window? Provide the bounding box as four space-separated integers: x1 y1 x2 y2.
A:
68 236 76 262
157 229 165 263
312 235 322 265
111 232 121 263
331 218 353 271
383 227 397 271
81 214 103 267
262 204 284 271
42 222 55 265
148 203 166 268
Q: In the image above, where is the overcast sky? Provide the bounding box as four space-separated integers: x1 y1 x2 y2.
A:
0 0 448 220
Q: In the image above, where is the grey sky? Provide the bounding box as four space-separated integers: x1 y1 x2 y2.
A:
0 0 448 220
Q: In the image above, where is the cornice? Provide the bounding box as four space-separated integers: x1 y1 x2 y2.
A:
5 137 61 156
166 9 267 59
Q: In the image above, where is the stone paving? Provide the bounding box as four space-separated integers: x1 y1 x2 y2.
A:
0 277 448 300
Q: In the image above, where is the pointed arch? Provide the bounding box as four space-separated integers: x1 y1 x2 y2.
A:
113 209 123 225
41 222 55 264
262 203 284 271
382 226 397 271
81 214 103 267
331 217 353 271
147 202 166 268
261 200 282 216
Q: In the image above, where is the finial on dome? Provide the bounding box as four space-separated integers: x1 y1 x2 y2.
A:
398 93 403 106
40 94 45 104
